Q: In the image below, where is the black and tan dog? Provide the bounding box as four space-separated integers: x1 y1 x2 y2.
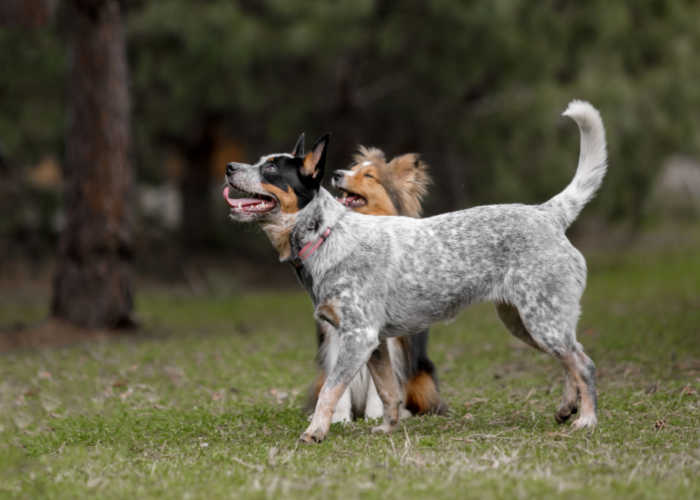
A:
306 146 446 422
222 137 444 422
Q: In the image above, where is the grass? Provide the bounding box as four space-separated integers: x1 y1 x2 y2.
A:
0 243 698 499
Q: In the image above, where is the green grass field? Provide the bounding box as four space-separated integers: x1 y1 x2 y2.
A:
0 244 698 499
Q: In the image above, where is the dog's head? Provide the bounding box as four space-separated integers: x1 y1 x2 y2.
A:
331 146 431 217
223 133 329 222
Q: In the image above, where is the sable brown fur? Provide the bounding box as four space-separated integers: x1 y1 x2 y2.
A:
405 371 445 415
352 146 431 217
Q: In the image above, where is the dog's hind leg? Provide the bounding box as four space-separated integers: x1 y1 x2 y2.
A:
501 294 596 429
496 302 580 422
497 303 575 419
367 339 403 434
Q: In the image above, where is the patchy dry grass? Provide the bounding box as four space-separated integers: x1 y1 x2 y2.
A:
0 243 698 499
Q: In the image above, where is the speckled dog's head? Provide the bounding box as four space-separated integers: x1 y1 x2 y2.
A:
331 146 431 217
223 133 329 260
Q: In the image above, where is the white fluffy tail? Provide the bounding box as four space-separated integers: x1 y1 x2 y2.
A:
544 100 608 229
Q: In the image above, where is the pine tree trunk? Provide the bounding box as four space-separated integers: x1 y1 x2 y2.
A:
52 0 134 328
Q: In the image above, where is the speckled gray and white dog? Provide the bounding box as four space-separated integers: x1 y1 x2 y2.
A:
223 100 607 443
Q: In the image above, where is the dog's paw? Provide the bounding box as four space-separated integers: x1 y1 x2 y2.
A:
300 424 327 443
571 414 597 430
554 404 578 424
299 432 323 444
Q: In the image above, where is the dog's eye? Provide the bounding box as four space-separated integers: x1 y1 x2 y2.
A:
364 173 375 180
263 163 278 174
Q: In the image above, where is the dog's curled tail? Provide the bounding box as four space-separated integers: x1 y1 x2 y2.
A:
544 100 608 229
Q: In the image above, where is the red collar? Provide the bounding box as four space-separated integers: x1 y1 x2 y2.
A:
293 227 332 268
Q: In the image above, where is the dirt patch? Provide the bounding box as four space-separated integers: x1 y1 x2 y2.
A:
0 318 132 353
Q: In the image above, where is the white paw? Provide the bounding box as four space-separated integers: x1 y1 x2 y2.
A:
571 414 597 430
399 407 412 420
300 426 326 443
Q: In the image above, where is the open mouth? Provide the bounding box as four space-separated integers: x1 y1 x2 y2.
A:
336 188 367 208
222 185 278 215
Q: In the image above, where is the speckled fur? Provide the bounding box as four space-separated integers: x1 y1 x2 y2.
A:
311 149 442 423
229 101 607 443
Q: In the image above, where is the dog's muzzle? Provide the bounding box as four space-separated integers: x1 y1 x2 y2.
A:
331 171 343 186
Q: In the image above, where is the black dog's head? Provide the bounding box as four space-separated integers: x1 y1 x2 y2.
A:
223 133 329 222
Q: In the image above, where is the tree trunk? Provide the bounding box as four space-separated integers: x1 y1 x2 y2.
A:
52 0 134 328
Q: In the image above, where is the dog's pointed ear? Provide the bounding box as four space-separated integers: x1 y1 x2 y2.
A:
300 133 330 183
292 132 305 157
387 153 432 217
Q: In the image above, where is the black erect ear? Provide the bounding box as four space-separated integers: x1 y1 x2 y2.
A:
292 132 305 157
300 133 330 185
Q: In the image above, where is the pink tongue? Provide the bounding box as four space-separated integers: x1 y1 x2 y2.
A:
223 186 274 212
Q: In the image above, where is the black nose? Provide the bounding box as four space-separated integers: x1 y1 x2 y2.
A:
332 171 343 183
226 163 238 176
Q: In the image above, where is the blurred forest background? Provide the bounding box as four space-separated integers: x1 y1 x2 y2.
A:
1 0 699 330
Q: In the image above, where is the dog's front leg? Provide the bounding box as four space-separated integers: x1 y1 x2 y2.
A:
367 339 402 434
300 327 378 443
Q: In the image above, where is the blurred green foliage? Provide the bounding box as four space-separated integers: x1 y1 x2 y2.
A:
0 27 66 165
1 0 699 225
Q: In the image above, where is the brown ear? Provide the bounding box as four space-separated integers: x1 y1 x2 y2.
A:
301 133 330 181
387 153 432 217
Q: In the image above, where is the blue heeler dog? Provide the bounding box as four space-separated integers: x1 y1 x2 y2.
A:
223 100 607 443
